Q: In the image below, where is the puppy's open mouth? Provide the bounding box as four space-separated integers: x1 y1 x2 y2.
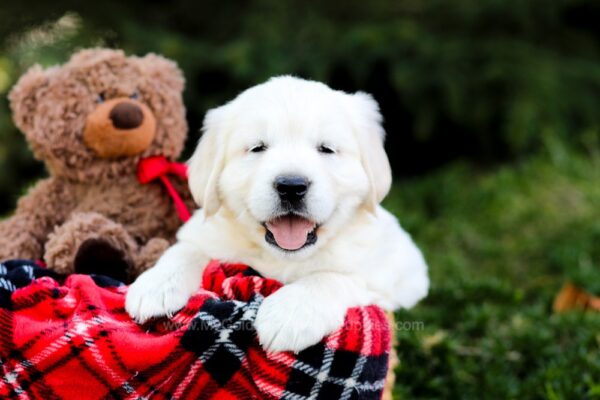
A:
264 214 318 251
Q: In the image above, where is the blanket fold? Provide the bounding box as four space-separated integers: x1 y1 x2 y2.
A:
0 259 390 400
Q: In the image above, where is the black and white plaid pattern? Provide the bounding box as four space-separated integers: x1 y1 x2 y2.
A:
283 344 387 399
181 295 262 385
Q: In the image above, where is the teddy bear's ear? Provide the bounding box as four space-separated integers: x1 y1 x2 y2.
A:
67 48 126 67
135 53 185 93
8 65 52 132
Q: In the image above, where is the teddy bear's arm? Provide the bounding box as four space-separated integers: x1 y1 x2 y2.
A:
0 178 75 261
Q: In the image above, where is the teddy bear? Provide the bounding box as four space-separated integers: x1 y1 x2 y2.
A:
0 48 196 282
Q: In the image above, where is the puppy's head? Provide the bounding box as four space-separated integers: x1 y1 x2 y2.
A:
188 76 391 258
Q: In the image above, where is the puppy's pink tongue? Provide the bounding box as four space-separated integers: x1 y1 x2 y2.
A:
266 216 314 250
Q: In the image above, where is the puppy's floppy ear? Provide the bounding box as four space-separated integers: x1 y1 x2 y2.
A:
350 92 392 212
9 65 52 133
187 105 229 216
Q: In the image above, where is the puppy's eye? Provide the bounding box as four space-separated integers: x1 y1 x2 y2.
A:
318 144 336 154
249 142 268 153
129 91 139 100
96 92 106 103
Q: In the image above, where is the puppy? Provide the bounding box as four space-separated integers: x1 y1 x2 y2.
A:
126 76 429 352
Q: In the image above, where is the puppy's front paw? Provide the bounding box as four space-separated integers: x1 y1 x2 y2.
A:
254 285 345 353
125 269 193 323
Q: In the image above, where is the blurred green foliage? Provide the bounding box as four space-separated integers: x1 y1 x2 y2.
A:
385 144 600 398
1 0 600 212
0 2 599 397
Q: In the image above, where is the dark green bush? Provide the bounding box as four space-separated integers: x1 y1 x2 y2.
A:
1 0 600 213
385 146 600 398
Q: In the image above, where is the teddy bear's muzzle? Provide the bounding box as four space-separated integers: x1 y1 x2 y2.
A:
84 97 157 158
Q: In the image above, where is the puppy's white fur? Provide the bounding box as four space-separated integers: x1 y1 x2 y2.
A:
126 76 429 352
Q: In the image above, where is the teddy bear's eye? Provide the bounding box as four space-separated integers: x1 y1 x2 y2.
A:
96 93 106 104
129 91 139 100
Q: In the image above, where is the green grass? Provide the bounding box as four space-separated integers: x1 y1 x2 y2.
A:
384 146 600 399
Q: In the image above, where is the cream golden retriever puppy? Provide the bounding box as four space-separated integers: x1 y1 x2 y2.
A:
126 76 429 352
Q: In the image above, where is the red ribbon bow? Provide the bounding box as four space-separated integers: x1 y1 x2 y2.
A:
137 156 191 222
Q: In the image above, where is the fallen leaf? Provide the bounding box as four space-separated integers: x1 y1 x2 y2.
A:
553 283 600 313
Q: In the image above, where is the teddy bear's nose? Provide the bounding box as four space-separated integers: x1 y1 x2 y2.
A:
109 102 144 130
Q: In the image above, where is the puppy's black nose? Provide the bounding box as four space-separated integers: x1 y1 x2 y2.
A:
274 175 310 202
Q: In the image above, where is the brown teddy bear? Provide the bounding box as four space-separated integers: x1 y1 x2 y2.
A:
0 48 196 282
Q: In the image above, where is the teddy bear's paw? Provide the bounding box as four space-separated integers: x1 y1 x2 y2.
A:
74 238 132 283
125 268 192 323
44 212 138 276
254 284 346 353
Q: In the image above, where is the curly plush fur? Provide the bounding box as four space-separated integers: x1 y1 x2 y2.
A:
0 49 195 281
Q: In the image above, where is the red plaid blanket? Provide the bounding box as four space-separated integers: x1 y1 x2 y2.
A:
0 259 390 399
